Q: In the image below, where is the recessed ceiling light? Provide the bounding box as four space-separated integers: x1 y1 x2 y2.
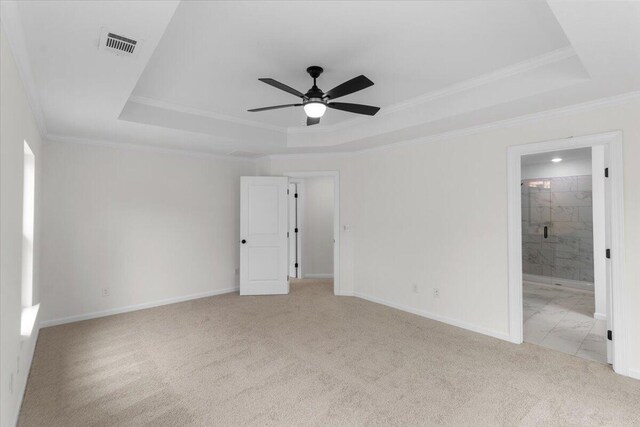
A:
551 158 563 163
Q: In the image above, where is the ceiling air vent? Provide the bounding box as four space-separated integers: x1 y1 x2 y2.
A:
99 29 138 56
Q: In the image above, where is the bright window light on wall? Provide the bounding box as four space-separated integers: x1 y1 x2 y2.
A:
21 304 40 337
21 140 38 337
551 157 563 163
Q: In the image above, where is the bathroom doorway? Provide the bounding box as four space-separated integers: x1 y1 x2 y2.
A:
520 147 606 362
507 132 627 375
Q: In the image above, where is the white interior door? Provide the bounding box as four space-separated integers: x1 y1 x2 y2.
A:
240 176 289 295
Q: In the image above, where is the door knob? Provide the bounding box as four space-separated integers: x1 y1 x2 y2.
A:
241 239 247 244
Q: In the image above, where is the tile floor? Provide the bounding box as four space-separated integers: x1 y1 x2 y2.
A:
523 282 608 364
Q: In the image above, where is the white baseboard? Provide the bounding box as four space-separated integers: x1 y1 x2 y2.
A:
335 291 354 296
629 368 640 381
353 292 512 343
40 287 239 328
594 312 607 321
303 273 334 279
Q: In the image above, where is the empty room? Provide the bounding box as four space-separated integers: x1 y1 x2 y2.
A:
2 1 640 426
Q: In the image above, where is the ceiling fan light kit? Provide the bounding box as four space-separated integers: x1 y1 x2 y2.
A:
303 102 326 118
248 65 380 126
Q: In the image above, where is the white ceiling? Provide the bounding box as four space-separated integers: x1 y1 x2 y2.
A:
2 1 640 157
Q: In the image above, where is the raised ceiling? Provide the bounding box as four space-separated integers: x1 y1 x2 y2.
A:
131 1 570 128
2 1 639 157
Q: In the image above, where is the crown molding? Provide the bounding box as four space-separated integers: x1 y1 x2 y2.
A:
45 134 260 163
266 90 640 160
261 151 356 161
355 90 640 155
43 91 640 162
382 46 579 115
0 1 48 136
127 95 286 133
286 46 579 135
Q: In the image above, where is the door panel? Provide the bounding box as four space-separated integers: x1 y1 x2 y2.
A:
248 247 280 280
249 185 279 234
240 176 289 295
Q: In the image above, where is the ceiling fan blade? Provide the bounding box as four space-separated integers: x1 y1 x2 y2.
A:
324 75 374 100
248 103 302 112
307 116 320 126
328 102 380 116
259 78 306 98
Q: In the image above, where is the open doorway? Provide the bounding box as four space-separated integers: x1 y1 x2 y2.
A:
520 147 607 363
285 171 340 295
507 132 628 376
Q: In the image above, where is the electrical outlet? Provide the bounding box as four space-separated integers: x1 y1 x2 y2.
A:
102 288 110 297
433 288 440 298
412 283 418 293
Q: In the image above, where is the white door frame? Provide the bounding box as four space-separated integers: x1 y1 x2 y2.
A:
507 131 627 376
284 171 340 296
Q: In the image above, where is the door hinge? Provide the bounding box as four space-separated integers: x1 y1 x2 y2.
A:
295 228 298 233
294 193 298 198
287 189 289 194
295 263 298 268
287 232 289 238
607 330 613 341
605 167 609 178
606 249 611 259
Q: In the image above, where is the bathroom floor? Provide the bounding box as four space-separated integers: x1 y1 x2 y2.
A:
523 282 607 364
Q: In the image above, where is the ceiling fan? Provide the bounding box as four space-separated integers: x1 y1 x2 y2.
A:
248 66 380 126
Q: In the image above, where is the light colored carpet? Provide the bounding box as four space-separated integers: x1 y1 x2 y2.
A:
20 279 640 426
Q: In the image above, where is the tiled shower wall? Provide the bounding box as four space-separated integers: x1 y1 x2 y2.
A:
521 175 594 284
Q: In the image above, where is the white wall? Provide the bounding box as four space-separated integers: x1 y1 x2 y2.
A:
39 141 255 325
301 177 334 277
1 29 43 427
521 157 591 179
264 98 640 377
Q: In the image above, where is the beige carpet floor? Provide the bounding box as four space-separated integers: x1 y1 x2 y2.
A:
20 280 640 426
